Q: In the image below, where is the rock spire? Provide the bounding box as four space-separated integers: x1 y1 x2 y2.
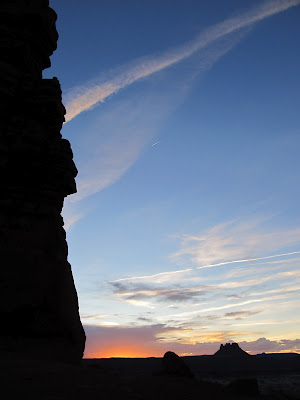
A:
0 0 85 363
214 342 250 357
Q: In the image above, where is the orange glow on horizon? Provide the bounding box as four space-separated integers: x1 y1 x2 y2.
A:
84 344 201 359
84 346 160 359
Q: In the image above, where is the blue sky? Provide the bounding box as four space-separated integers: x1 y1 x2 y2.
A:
46 0 300 357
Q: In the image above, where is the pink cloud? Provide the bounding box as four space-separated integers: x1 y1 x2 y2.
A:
240 337 300 354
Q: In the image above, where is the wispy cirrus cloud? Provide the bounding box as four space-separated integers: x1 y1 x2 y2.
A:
170 219 300 268
107 219 300 288
110 268 194 285
65 68 199 209
224 257 300 279
64 33 242 209
110 281 209 304
195 251 300 271
85 250 300 356
65 0 300 123
249 283 300 297
81 314 109 320
107 252 300 289
240 337 300 354
225 310 261 319
164 294 296 319
104 218 300 341
107 261 300 308
107 218 300 314
80 314 121 327
62 89 184 228
62 1 300 229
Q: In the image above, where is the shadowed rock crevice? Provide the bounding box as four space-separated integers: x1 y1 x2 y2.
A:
0 0 85 363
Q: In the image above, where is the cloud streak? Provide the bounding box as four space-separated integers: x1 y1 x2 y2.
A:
195 251 300 270
63 30 246 211
108 217 300 286
171 219 300 268
109 268 194 284
65 0 300 122
104 218 300 340
66 85 189 204
109 276 300 310
110 251 300 285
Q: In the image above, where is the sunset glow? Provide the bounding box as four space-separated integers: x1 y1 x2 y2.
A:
85 346 158 359
46 0 300 358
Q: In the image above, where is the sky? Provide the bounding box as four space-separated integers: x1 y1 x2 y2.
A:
45 0 300 358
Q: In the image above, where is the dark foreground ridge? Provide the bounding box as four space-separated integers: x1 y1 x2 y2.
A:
87 347 300 379
83 348 300 399
1 349 299 399
0 0 85 363
0 358 258 400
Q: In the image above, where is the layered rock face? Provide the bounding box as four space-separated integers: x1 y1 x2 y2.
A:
0 0 85 363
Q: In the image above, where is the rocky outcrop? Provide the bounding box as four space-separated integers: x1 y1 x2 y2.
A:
214 342 250 357
0 0 85 363
161 351 194 378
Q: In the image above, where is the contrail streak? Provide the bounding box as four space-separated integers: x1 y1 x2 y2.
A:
196 251 300 270
65 0 300 122
108 251 300 283
166 294 290 318
108 268 193 283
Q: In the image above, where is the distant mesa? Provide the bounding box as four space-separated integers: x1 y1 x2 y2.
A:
214 342 250 357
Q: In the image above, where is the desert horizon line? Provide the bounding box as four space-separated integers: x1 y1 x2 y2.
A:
82 335 300 359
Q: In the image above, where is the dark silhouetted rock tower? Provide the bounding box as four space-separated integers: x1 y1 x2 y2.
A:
214 342 250 358
0 0 85 363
